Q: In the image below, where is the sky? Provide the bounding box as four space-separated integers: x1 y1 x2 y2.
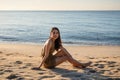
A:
0 0 120 10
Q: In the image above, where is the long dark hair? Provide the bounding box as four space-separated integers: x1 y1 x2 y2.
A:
50 27 62 51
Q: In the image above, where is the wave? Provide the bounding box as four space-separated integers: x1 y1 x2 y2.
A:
0 35 20 41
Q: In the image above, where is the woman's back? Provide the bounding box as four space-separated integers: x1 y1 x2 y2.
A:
41 38 56 68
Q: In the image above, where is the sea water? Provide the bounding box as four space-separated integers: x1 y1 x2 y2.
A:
0 11 120 45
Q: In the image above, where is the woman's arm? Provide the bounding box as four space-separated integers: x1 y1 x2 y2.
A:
38 39 52 68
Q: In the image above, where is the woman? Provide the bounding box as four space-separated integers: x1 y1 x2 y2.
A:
38 27 91 69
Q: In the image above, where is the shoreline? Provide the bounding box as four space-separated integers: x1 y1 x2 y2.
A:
0 42 120 57
0 41 120 46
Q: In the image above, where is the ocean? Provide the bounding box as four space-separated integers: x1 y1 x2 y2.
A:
0 11 120 45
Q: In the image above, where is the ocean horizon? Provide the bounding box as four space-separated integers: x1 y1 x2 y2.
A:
0 11 120 46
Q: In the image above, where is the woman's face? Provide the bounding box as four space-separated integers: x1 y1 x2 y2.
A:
50 29 59 40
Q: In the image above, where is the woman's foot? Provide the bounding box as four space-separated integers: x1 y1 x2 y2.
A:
73 61 92 69
81 61 92 68
72 64 83 69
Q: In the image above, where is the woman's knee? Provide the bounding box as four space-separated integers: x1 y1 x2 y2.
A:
55 49 65 57
58 47 67 54
60 46 66 51
59 47 67 53
60 47 72 57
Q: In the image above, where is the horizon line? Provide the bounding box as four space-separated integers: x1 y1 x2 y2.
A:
0 10 120 11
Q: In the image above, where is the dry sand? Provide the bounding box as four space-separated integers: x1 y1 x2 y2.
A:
0 43 120 80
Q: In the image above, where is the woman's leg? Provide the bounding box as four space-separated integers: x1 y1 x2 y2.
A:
54 48 83 68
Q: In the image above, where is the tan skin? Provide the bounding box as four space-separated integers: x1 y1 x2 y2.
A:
38 29 91 69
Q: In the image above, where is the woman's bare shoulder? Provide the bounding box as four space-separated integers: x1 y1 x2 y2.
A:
44 38 53 45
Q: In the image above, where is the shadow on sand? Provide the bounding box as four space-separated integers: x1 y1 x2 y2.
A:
49 67 120 80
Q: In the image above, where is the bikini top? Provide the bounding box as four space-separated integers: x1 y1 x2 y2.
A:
41 39 55 57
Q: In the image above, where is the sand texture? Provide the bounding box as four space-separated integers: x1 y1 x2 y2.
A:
0 43 120 80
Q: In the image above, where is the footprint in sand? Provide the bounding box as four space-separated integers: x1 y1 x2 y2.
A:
61 73 82 77
6 74 19 79
97 64 105 68
96 60 106 63
89 69 97 73
19 66 28 69
87 56 95 59
0 69 4 71
117 68 120 71
0 58 6 60
4 65 12 67
25 63 32 66
0 51 3 54
39 75 55 79
4 69 13 72
17 77 25 80
14 61 23 64
93 63 99 66
29 56 33 58
0 71 4 75
38 72 44 75
107 61 116 64
31 67 43 71
108 64 115 67
6 53 13 56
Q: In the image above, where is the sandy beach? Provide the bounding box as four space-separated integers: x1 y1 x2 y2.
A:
0 43 120 80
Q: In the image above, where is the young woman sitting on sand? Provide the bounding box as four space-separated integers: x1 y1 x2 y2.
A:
36 27 91 69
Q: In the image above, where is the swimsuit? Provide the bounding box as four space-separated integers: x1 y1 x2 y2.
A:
41 39 56 69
